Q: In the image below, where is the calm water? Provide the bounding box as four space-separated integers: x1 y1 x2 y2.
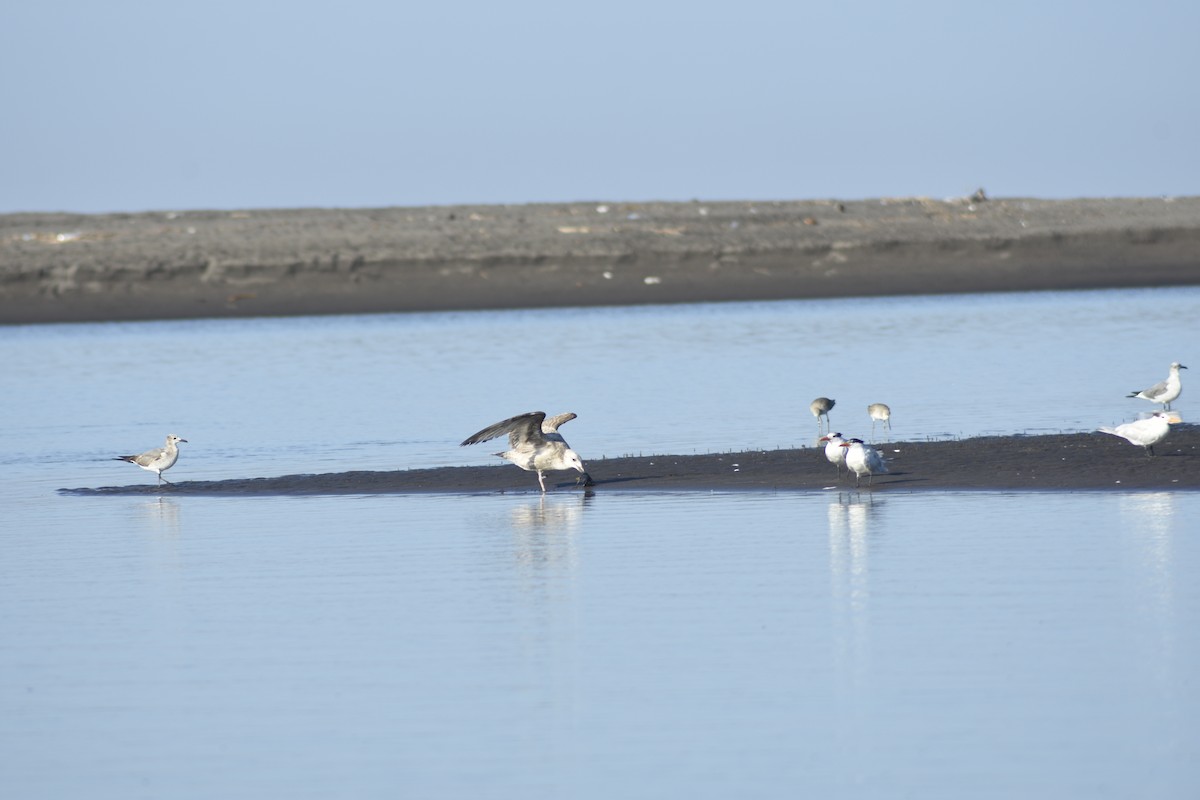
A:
2 288 1199 798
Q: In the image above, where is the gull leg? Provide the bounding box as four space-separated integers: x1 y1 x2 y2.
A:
537 471 547 492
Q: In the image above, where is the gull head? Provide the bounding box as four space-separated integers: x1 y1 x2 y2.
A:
1171 362 1188 370
167 435 188 445
564 449 587 474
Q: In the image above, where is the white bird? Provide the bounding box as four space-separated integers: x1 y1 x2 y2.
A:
839 438 889 487
1099 411 1180 456
818 432 847 476
114 434 187 485
810 397 835 433
868 403 892 440
1128 362 1186 410
461 411 591 492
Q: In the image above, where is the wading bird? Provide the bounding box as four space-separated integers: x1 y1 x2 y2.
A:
810 397 835 433
868 403 892 440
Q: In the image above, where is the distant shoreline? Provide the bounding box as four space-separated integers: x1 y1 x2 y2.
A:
61 427 1200 495
4 196 1200 324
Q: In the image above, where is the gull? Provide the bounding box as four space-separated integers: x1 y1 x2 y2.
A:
868 403 892 440
839 438 889 487
810 397 835 433
1128 362 1186 410
1099 411 1180 456
461 411 591 492
818 432 847 476
114 434 187 486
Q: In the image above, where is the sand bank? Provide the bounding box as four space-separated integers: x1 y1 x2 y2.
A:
5 196 1200 324
62 426 1200 496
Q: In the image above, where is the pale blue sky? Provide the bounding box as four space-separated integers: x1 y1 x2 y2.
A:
3 0 1196 213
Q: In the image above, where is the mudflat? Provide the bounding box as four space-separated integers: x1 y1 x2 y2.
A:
5 196 1200 323
63 425 1200 496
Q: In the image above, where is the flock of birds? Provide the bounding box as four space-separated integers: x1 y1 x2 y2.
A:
808 397 893 488
114 363 1187 492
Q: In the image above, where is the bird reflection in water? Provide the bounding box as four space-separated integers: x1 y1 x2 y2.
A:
827 492 885 702
509 492 594 573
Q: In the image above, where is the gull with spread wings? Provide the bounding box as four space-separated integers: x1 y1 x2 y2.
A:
461 411 593 491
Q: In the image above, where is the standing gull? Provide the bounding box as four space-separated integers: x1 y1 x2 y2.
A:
839 438 889 488
867 403 892 440
1099 411 1180 456
1128 362 1186 410
810 397 835 433
114 434 187 485
461 411 591 491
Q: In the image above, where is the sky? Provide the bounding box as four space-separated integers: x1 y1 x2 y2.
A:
2 0 1197 214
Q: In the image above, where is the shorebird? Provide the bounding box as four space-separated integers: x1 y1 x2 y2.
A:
461 411 591 492
839 438 889 487
114 434 187 485
819 432 847 476
810 397 835 433
1099 411 1180 456
867 403 892 440
1128 362 1186 410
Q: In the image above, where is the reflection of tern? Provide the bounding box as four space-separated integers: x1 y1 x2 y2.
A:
1099 411 1180 456
810 397 835 433
1128 362 1186 410
114 434 187 486
840 438 888 487
819 432 847 475
461 411 592 492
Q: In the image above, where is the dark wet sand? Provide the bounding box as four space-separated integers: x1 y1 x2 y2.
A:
5 196 1200 324
63 426 1200 496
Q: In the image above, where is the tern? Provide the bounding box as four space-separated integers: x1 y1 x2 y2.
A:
1099 411 1180 456
818 432 847 476
839 438 889 487
1128 362 1186 410
461 411 592 492
114 434 187 486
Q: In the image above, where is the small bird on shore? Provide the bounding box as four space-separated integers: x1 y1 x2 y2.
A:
114 434 187 486
868 403 892 440
1128 362 1186 410
839 438 889 488
810 397 835 433
461 411 592 492
819 432 847 476
1098 411 1180 456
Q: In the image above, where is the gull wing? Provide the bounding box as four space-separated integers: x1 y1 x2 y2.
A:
542 412 577 434
460 411 548 447
135 447 168 466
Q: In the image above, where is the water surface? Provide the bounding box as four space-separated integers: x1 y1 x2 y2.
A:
2 288 1199 798
2 490 1197 798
